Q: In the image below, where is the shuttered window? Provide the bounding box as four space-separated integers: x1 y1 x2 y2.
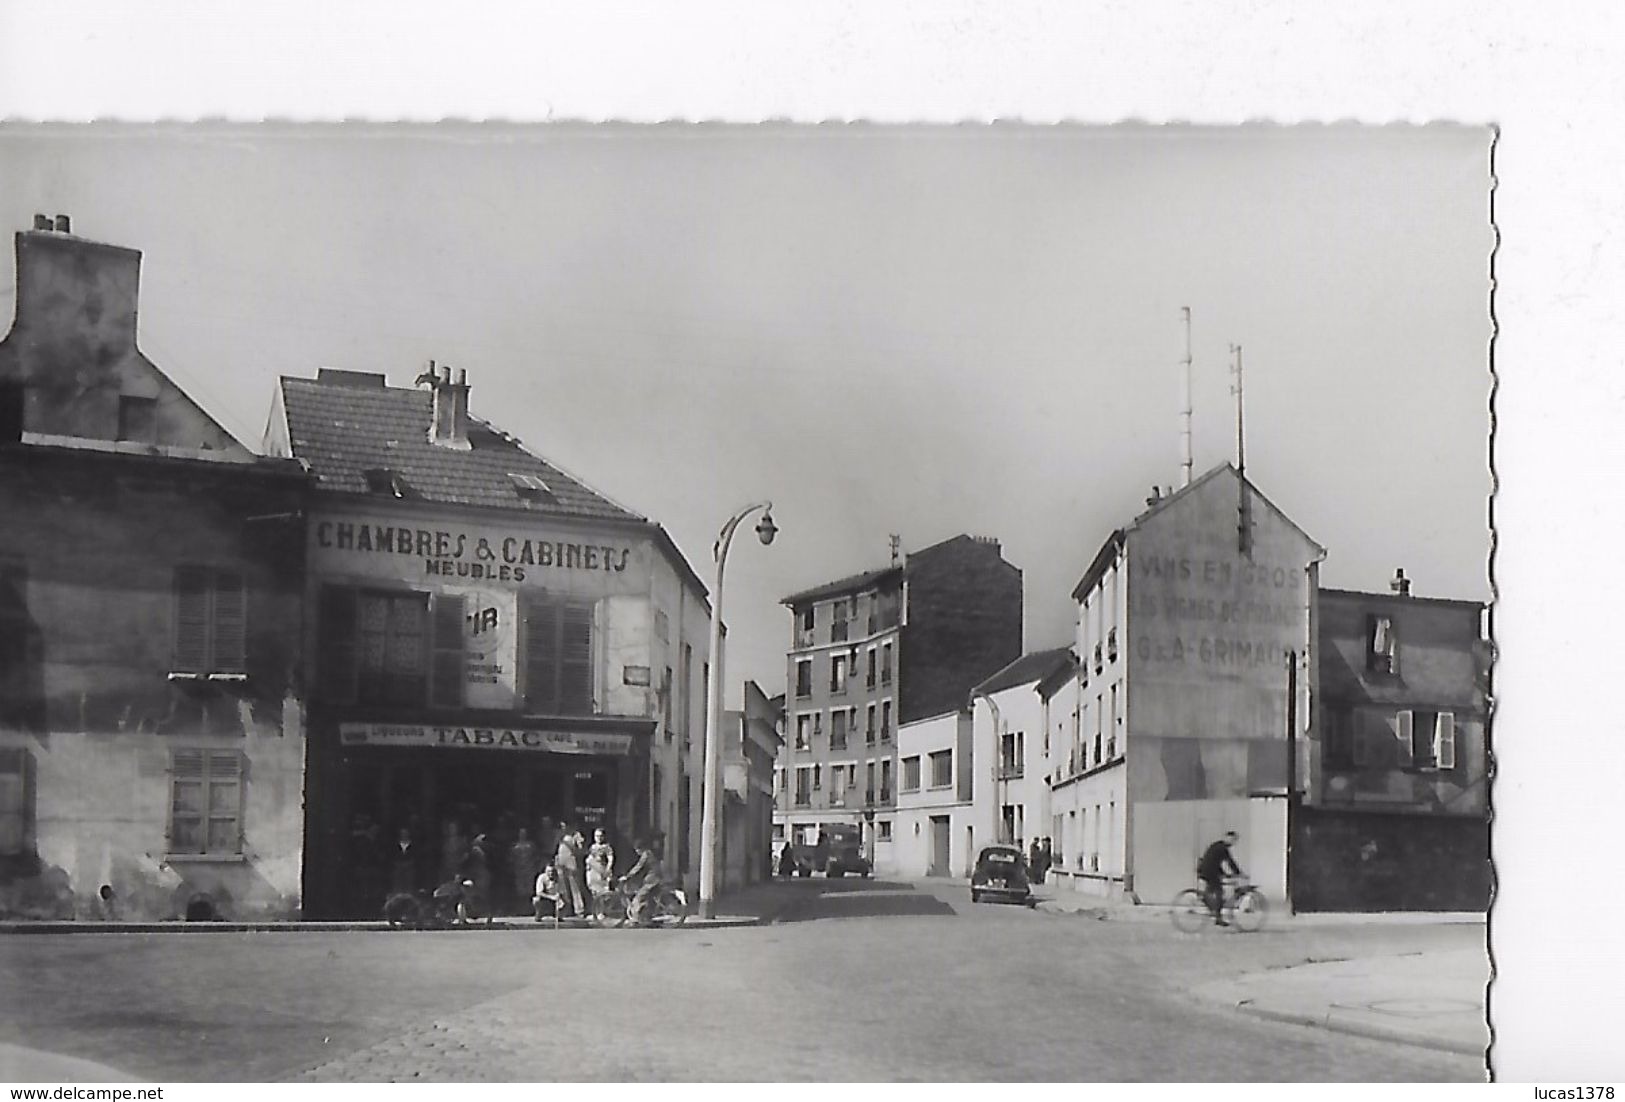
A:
168 749 244 856
1395 710 1415 768
319 587 449 707
0 562 39 725
522 595 595 716
1435 712 1457 770
0 748 27 856
429 593 465 709
172 567 246 674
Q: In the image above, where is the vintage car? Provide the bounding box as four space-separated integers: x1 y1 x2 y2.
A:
970 844 1034 905
777 826 872 878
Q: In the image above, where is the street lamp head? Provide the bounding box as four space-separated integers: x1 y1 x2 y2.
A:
755 510 778 546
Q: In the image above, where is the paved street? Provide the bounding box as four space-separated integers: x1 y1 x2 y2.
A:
0 878 1486 1082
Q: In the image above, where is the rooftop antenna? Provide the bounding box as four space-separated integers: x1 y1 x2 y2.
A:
1229 342 1246 478
889 534 902 565
1230 343 1253 555
1180 307 1194 488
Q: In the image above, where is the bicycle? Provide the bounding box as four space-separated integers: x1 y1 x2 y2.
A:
592 879 689 927
1171 877 1267 933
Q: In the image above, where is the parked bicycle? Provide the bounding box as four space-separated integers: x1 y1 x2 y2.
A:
383 876 492 929
1171 876 1267 933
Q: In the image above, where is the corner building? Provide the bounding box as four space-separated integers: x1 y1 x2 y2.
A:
268 367 711 917
1050 464 1321 905
774 535 1022 870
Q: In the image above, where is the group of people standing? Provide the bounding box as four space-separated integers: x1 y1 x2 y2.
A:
348 811 628 919
535 829 668 925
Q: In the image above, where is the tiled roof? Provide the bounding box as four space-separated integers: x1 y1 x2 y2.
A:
973 646 1075 696
278 376 645 522
780 564 904 607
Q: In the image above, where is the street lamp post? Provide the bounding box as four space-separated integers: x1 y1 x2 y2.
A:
698 500 777 919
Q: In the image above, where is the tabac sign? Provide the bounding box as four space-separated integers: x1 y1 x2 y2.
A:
340 722 635 757
310 513 646 587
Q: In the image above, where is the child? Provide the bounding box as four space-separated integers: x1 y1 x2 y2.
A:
533 862 561 922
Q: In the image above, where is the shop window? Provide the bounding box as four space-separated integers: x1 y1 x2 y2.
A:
1367 615 1398 675
116 395 157 443
522 594 594 715
168 749 244 856
172 566 246 675
929 750 953 789
0 747 29 856
902 755 921 792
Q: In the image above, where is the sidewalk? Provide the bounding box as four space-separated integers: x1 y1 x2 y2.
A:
1194 948 1490 1057
0 879 807 935
1034 888 1485 927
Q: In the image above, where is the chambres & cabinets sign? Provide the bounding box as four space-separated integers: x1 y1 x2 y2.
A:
310 514 647 586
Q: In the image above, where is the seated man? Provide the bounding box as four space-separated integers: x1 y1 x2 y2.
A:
533 863 561 923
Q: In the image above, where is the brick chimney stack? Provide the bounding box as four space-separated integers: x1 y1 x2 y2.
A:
1390 568 1412 597
426 362 471 451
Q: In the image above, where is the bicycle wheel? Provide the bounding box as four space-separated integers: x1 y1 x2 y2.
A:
1170 889 1209 933
592 892 621 926
1231 888 1268 932
655 890 689 926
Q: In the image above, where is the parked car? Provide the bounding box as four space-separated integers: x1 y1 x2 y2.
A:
778 827 873 878
970 844 1034 905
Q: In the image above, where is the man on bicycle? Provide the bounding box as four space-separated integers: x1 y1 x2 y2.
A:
621 833 665 927
1198 830 1243 927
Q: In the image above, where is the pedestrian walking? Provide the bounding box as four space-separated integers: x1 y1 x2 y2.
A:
1029 837 1043 882
555 823 588 920
1040 837 1053 883
508 828 540 915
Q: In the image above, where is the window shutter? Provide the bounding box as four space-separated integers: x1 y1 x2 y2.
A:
212 572 247 673
170 749 207 854
1395 710 1415 767
206 751 244 854
1435 711 1457 770
430 593 466 708
173 567 211 672
317 587 359 703
560 603 594 715
523 596 560 713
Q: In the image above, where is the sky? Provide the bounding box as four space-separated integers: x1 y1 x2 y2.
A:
0 124 1493 704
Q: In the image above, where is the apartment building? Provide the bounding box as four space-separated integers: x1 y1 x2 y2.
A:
968 647 1075 857
773 535 1023 867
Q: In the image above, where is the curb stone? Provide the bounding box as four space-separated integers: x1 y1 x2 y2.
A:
1230 998 1488 1058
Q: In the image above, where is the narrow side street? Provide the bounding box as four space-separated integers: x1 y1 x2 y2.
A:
0 879 1486 1082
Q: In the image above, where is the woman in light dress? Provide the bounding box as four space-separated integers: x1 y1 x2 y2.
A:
585 828 616 903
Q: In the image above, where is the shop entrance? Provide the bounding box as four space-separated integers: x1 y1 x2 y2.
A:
318 746 637 918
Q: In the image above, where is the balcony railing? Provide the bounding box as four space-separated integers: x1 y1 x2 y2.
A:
881 667 893 685
879 725 892 743
794 793 811 807
879 787 892 804
995 763 1025 781
795 628 816 649
865 787 876 805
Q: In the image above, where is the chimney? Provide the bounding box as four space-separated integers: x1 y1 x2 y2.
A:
427 363 471 451
12 216 142 355
1146 485 1163 508
1390 568 1412 597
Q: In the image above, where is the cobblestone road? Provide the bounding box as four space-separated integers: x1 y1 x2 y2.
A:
0 879 1486 1082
